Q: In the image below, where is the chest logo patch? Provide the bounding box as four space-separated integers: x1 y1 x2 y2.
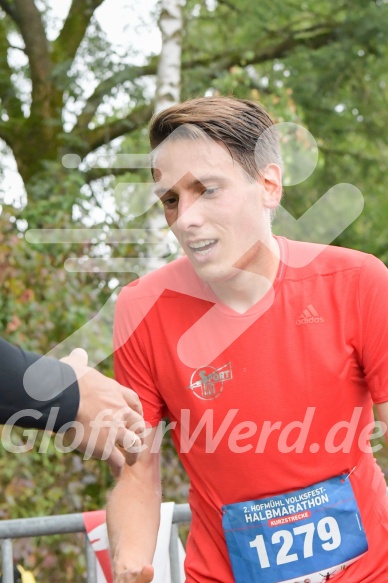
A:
187 362 233 400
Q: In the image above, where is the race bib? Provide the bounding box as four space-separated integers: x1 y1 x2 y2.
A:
222 475 367 583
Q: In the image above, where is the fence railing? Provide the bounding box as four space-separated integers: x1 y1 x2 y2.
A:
0 504 191 583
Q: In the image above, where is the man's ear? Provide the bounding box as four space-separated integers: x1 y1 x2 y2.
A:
260 164 283 210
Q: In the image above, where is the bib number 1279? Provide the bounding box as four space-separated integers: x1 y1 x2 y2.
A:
249 517 341 569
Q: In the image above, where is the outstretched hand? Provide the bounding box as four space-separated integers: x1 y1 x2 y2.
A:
61 348 145 477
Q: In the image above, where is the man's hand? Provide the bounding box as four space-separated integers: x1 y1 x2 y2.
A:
60 348 145 477
113 564 154 583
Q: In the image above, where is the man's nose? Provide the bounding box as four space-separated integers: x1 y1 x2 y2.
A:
175 196 203 231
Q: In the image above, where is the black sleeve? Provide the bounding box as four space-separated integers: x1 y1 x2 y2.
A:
0 338 80 431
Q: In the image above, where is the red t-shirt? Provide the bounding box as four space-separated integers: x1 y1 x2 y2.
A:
114 238 388 583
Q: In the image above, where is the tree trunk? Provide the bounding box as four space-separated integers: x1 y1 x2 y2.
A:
155 0 183 113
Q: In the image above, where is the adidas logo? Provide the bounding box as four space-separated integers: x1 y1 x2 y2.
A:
296 304 325 325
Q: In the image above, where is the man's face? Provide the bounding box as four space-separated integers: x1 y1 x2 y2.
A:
153 137 280 284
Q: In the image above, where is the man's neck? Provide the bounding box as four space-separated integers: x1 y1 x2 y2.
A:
209 236 280 313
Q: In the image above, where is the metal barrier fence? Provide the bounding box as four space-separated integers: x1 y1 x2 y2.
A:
0 503 191 583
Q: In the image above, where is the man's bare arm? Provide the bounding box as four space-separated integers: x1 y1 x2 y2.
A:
107 426 161 583
376 401 388 443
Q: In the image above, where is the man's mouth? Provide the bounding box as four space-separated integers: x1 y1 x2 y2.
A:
188 239 217 256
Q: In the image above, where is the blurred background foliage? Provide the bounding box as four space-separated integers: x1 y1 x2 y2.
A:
0 0 387 579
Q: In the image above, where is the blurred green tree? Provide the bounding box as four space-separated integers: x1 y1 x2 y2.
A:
181 0 388 260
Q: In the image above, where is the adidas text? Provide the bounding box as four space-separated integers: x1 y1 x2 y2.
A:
296 316 325 325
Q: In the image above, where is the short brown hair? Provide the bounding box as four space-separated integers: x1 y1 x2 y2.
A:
149 96 282 178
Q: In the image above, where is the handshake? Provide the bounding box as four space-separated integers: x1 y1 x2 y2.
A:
1 339 145 477
60 348 146 477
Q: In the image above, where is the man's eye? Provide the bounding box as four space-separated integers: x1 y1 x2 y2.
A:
203 187 218 196
162 197 177 207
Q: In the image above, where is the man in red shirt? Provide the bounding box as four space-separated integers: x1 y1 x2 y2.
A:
108 97 388 583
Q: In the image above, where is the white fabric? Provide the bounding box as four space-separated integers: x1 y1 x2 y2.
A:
152 502 184 583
